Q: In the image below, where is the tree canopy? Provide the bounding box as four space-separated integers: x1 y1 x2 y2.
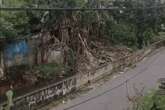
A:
0 0 165 47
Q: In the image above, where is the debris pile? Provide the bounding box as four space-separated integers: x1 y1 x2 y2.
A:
77 40 134 75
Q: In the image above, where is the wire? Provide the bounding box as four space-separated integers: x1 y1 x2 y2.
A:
0 7 119 11
0 5 165 11
64 69 147 110
0 5 164 41
64 52 160 110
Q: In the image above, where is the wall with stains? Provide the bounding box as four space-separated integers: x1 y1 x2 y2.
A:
3 39 63 68
4 40 31 67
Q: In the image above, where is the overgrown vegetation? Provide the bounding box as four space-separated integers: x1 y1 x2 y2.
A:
1 0 165 102
34 63 64 79
1 0 165 46
1 0 165 75
135 91 165 110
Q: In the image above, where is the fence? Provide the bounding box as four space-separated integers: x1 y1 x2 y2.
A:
0 75 77 110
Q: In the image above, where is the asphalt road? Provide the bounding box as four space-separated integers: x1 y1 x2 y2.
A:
51 47 165 110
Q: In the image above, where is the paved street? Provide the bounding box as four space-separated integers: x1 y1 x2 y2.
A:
51 47 165 110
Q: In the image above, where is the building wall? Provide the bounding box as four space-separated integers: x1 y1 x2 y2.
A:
2 38 63 68
4 40 31 67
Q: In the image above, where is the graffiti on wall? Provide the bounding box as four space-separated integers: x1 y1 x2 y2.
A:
4 40 30 67
0 76 77 110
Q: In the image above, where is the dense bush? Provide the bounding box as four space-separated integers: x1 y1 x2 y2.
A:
34 63 64 79
135 91 165 110
110 23 137 47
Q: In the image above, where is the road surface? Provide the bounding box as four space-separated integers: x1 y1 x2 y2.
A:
51 47 165 110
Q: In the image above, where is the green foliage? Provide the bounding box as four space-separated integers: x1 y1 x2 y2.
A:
0 12 30 38
0 0 30 38
136 91 165 110
110 23 137 47
112 0 163 48
0 18 17 38
143 28 155 46
34 63 64 79
1 0 164 46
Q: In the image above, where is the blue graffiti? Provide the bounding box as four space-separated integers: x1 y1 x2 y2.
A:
4 40 30 61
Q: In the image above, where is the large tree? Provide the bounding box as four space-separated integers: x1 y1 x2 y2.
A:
0 0 164 75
